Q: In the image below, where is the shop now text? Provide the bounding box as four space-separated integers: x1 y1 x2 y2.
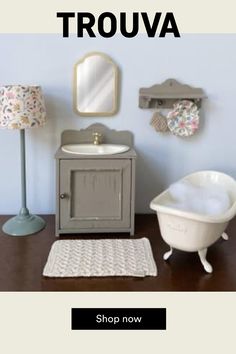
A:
96 314 142 324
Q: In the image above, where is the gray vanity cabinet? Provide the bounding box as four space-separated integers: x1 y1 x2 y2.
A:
56 157 135 235
55 125 136 236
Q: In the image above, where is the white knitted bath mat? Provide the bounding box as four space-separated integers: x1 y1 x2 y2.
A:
43 238 157 278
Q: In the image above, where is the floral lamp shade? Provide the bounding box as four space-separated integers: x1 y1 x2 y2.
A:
0 85 46 129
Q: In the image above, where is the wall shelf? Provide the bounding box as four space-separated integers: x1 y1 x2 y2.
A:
139 79 207 109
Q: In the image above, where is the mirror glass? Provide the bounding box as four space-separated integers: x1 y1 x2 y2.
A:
74 52 119 116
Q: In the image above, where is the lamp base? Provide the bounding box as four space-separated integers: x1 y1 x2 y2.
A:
2 212 46 236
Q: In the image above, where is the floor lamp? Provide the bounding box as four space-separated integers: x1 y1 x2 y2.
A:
0 85 47 236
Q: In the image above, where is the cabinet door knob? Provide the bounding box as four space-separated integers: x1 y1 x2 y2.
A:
60 193 66 199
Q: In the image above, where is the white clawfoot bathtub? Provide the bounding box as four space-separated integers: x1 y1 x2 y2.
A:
150 171 236 273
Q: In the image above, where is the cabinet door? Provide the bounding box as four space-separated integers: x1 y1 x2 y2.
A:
59 159 131 230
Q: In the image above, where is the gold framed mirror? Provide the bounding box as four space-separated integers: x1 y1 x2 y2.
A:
73 52 119 116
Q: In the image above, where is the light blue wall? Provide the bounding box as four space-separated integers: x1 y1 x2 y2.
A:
0 34 236 214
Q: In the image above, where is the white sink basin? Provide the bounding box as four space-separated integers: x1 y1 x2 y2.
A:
61 144 130 155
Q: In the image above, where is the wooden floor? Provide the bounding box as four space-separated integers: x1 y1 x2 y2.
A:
0 214 235 291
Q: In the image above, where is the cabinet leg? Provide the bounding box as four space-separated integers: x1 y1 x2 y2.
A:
198 248 213 273
130 225 135 236
163 247 173 261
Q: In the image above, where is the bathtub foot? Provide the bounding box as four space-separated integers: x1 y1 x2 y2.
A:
198 248 213 273
222 232 229 241
163 247 173 261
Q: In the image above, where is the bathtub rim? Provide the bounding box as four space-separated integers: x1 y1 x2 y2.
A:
150 170 236 224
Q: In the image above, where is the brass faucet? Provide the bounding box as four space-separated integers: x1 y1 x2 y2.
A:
92 132 102 145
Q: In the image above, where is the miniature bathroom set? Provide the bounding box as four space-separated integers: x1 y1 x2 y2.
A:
1 51 236 277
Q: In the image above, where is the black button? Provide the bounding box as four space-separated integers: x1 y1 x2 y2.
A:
71 308 166 330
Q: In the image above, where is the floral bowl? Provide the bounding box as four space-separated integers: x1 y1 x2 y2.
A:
167 100 199 137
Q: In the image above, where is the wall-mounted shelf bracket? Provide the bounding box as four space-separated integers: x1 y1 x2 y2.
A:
139 79 207 109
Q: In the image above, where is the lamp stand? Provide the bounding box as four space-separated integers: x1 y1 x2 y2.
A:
2 129 46 236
